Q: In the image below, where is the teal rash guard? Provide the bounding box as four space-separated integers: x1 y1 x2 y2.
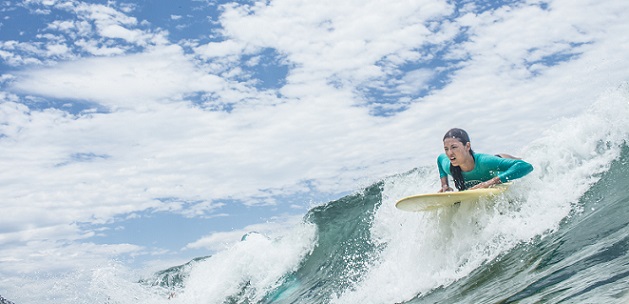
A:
437 153 534 189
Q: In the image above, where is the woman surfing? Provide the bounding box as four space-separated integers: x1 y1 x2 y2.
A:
438 128 533 192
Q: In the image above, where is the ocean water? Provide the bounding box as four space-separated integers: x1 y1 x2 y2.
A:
6 87 629 304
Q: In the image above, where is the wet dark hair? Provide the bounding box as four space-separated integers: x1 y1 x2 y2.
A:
443 128 474 191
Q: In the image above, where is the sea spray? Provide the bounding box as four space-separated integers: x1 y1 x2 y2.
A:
332 85 629 303
170 222 316 304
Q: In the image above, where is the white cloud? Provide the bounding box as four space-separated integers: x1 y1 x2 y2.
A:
97 23 141 41
0 40 46 65
11 44 226 107
0 239 144 275
47 19 77 32
76 2 138 28
1 1 170 67
397 68 435 95
195 39 246 58
45 42 70 56
73 38 126 55
184 215 304 252
216 0 455 91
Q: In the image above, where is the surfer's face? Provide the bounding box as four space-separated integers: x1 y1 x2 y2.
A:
443 137 471 166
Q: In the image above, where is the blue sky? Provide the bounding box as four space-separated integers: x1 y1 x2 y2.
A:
1 0 629 293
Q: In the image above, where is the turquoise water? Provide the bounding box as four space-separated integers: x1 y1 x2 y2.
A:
259 150 629 304
141 145 629 304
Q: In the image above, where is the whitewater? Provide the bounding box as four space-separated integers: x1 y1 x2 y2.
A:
6 86 629 304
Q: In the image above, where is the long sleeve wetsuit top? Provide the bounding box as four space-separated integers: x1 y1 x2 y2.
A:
437 153 534 189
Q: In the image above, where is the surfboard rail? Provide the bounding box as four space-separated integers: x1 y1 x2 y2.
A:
395 185 510 212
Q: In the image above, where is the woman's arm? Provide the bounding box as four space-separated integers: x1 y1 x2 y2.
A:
469 176 501 190
437 154 453 192
496 159 534 182
471 155 533 189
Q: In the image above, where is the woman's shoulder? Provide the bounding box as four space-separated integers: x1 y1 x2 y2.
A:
474 153 507 165
473 152 495 160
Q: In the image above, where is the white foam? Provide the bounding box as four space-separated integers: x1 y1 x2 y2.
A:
17 221 318 304
333 85 629 303
167 222 316 303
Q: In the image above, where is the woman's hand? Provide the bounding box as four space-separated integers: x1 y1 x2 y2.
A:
470 177 501 190
438 185 453 193
439 177 452 192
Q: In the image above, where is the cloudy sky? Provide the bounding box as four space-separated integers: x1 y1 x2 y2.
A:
1 0 628 283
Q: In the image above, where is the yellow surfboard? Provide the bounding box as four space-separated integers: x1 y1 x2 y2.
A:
395 185 509 212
